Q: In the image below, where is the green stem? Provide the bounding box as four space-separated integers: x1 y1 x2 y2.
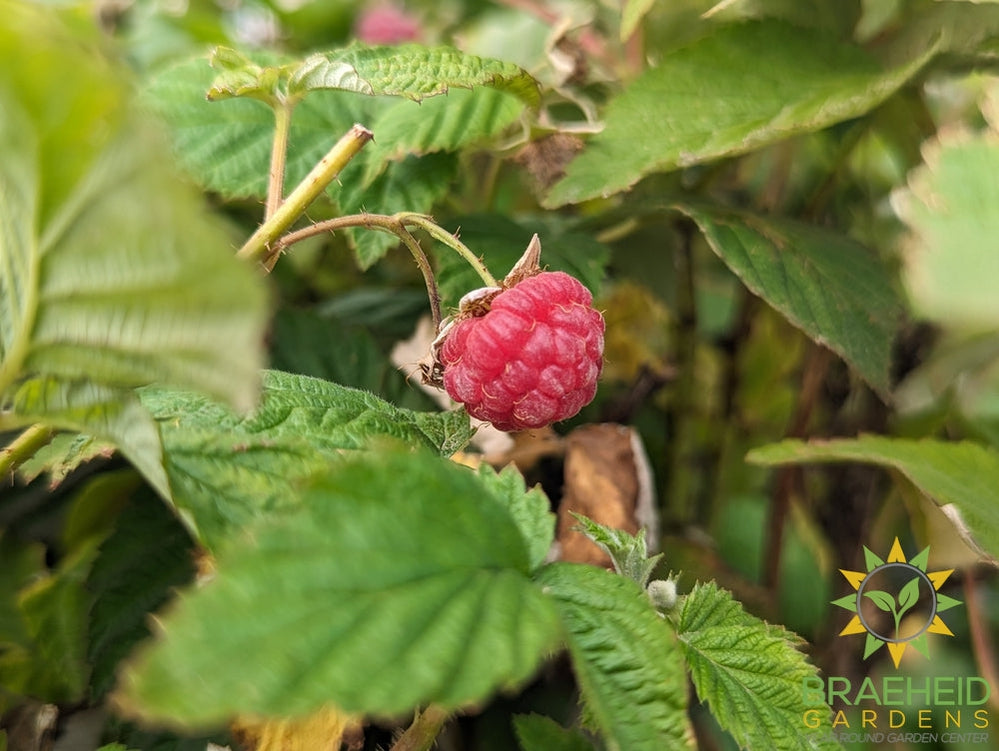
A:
397 213 499 287
390 705 450 751
265 100 294 220
275 212 443 331
0 423 54 478
236 123 373 268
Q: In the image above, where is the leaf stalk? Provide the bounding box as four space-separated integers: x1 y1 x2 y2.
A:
264 100 295 220
390 705 450 751
237 123 373 267
0 423 54 478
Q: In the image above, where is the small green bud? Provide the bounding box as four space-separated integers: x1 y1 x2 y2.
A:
647 578 678 612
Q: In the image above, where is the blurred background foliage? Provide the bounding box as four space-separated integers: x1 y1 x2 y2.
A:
2 0 999 750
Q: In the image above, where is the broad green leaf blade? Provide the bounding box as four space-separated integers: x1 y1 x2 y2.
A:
676 582 841 751
144 56 386 200
88 491 195 699
546 20 937 206
3 545 96 704
475 464 555 572
361 88 524 184
433 215 609 309
118 449 561 725
0 532 45 650
514 714 595 751
746 436 999 560
139 370 473 548
289 44 541 107
679 205 903 398
0 73 266 413
338 152 458 268
0 7 268 479
536 563 693 751
8 378 168 499
893 132 999 329
269 308 435 412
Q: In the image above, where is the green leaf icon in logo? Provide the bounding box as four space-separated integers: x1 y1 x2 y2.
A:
897 576 921 618
863 576 922 637
863 590 896 614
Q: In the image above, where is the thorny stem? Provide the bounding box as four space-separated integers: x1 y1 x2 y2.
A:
275 212 454 332
0 423 54 479
389 705 450 751
236 124 373 268
398 213 499 287
265 100 294 220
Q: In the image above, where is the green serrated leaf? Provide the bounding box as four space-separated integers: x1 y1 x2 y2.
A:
476 464 555 572
4 546 95 704
144 55 387 200
289 44 540 107
433 215 609 309
893 132 999 329
537 563 693 751
16 431 113 487
269 308 435 412
338 152 458 268
88 491 195 699
8 378 169 500
361 87 524 185
746 436 999 561
678 205 903 398
0 6 267 495
514 714 595 751
546 20 937 206
0 532 45 646
676 582 841 751
0 65 267 410
570 513 661 587
138 370 473 548
118 449 560 725
863 590 896 613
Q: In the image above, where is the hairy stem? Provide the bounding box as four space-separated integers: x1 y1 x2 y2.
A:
397 213 499 287
265 100 294 220
390 705 450 751
237 124 373 268
1 423 54 479
275 212 443 331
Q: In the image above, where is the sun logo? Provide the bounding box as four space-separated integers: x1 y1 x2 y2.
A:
833 538 961 668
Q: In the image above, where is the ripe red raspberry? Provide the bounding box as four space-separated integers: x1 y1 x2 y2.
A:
439 271 604 432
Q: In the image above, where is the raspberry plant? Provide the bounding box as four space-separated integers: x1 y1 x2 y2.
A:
3 2 999 751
